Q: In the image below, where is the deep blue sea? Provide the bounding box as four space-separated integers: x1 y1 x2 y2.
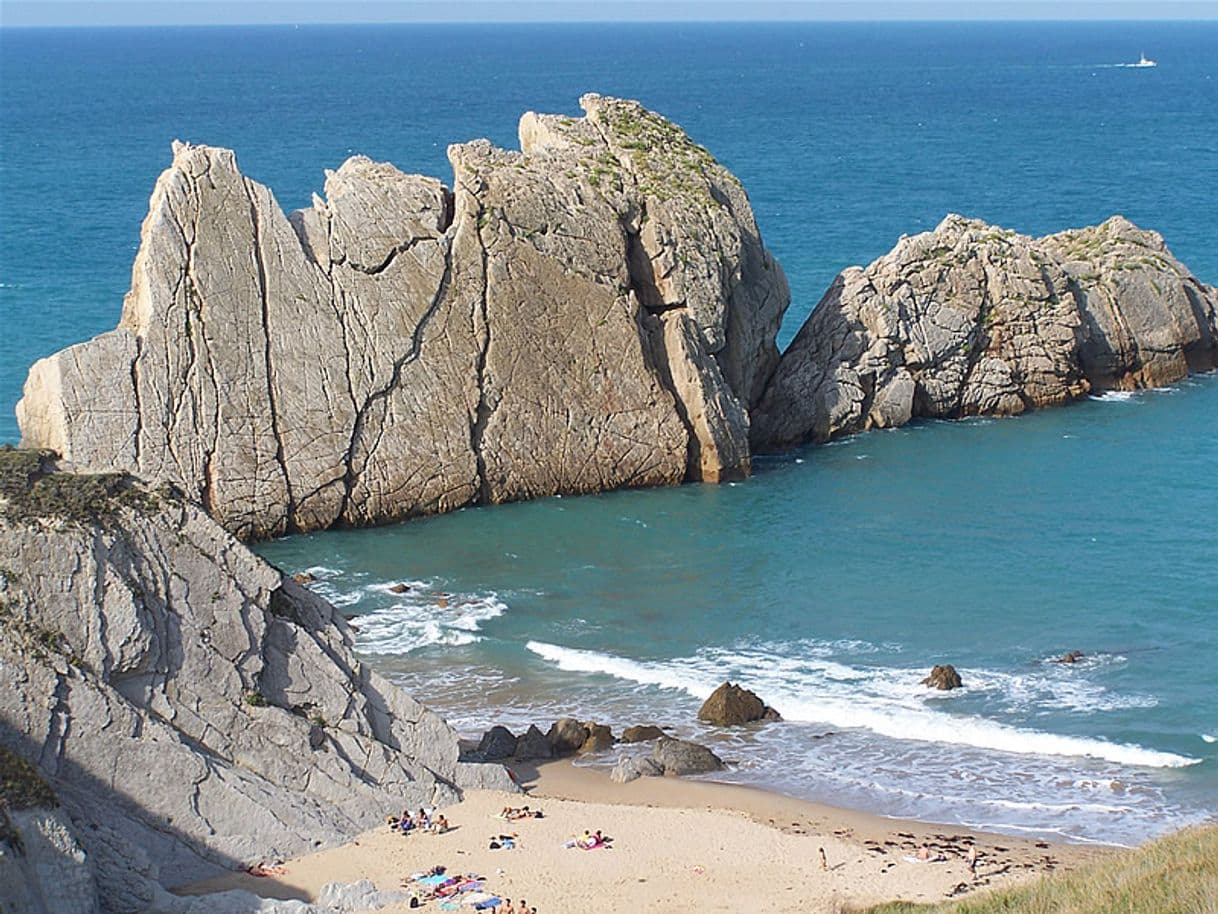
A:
2 22 1216 844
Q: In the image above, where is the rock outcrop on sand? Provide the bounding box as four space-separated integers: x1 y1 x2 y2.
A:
0 450 511 913
17 95 789 540
752 215 1218 449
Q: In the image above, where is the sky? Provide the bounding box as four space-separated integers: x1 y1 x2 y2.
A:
3 0 1217 27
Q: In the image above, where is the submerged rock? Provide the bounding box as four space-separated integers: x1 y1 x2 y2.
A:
752 215 1218 451
697 681 781 726
1054 650 1086 664
17 95 789 540
922 664 964 691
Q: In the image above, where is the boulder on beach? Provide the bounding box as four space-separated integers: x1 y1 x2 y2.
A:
652 737 724 775
621 724 666 743
697 681 782 725
546 717 588 756
610 754 665 784
513 724 553 761
921 664 963 690
475 725 519 760
579 722 616 754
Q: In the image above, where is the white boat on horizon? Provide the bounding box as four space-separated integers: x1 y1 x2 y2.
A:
1133 53 1158 68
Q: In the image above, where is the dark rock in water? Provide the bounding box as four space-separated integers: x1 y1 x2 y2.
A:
579 722 615 754
546 717 587 756
621 724 666 743
387 582 411 594
513 724 552 761
922 664 963 690
610 754 665 783
292 571 316 585
652 737 724 775
476 725 518 761
697 681 781 725
1054 650 1086 664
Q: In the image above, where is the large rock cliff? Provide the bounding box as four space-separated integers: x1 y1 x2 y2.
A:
751 215 1218 448
17 95 789 540
0 449 511 913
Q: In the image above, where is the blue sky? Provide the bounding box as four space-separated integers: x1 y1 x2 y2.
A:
3 0 1217 26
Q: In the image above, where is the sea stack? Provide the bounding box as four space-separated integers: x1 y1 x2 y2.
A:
16 95 790 540
751 215 1218 450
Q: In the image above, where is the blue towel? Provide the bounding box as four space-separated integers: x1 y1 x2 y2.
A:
474 897 502 910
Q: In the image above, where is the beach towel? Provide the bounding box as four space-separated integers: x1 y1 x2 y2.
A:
472 897 502 910
417 873 450 885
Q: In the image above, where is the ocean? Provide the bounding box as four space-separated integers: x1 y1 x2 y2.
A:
1 21 1215 845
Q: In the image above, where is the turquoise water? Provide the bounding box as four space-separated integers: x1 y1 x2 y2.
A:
2 22 1216 843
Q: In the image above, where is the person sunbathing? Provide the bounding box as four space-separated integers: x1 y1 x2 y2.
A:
432 814 449 834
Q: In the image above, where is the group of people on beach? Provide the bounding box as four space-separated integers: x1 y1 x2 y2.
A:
388 807 449 836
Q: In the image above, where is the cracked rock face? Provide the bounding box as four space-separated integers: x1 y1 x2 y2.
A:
751 215 1218 449
0 474 511 913
17 94 789 539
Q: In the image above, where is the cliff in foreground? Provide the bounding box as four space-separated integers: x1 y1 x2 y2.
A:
0 449 509 913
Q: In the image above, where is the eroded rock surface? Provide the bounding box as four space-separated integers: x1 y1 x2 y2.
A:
18 95 789 540
0 453 511 913
752 215 1218 449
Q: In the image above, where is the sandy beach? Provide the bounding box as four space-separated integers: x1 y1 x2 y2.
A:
183 760 1107 913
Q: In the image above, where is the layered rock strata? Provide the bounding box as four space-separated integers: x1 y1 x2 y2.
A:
17 95 789 540
752 215 1218 449
0 451 510 913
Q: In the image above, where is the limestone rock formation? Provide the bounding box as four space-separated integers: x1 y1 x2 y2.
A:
0 451 511 913
752 215 1218 450
17 94 789 540
922 665 964 691
609 754 663 784
697 681 781 726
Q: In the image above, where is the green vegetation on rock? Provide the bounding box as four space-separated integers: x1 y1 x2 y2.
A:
0 746 57 812
858 824 1218 914
0 445 164 527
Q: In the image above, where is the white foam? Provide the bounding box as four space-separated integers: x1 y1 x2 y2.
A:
1202 734 1217 744
1091 390 1139 402
354 589 508 654
525 641 1200 769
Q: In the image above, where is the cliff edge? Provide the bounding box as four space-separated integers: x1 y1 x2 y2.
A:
17 95 789 540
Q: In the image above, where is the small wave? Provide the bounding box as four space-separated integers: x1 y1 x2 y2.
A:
1202 734 1217 744
1091 390 1140 402
355 590 508 654
525 641 1199 769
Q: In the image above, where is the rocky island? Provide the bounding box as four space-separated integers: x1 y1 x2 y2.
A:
5 95 1218 913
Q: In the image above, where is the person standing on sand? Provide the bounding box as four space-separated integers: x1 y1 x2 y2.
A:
967 845 978 875
819 847 828 870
